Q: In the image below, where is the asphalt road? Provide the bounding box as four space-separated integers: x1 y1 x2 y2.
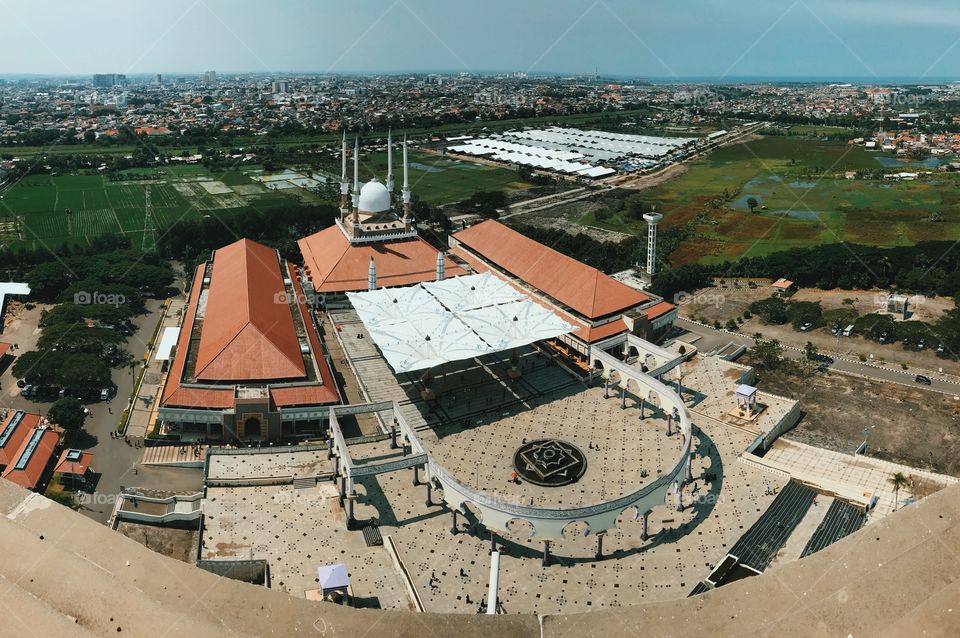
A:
2 297 201 524
677 317 960 397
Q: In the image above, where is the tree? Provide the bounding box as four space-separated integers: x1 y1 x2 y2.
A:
749 297 789 325
804 341 818 361
888 472 909 511
48 398 86 437
746 197 759 212
749 338 784 370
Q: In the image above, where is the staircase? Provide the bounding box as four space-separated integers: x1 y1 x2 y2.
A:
140 444 208 468
292 476 317 490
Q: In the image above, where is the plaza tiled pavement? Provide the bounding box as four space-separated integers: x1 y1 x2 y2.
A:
206 449 329 481
200 353 787 613
669 355 796 434
430 385 681 508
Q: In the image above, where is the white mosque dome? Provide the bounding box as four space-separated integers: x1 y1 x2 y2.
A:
358 179 391 213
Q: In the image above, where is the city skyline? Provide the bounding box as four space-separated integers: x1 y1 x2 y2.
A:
2 0 960 79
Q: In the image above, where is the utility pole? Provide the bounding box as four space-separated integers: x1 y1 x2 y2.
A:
142 186 156 252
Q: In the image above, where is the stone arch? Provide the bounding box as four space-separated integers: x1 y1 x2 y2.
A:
625 376 643 395
606 369 622 385
617 505 640 525
561 520 591 540
460 500 484 526
646 390 661 409
505 518 536 540
644 353 657 371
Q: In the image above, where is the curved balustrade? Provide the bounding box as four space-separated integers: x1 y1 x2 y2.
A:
427 348 693 541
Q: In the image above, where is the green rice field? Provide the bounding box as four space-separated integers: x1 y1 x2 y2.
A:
578 137 960 265
0 165 302 250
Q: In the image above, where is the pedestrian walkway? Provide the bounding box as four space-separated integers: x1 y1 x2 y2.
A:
127 297 184 439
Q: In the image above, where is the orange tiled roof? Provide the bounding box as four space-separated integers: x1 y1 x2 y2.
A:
453 220 649 320
195 239 306 382
0 411 40 468
448 247 629 345
2 428 58 490
297 226 466 293
643 301 676 321
54 449 92 477
161 253 338 411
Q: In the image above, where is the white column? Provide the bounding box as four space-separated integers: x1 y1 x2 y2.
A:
386 129 394 192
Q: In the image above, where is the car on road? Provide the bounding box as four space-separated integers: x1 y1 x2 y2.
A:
917 339 927 350
937 343 946 355
813 353 834 364
843 325 855 337
915 374 932 385
21 384 35 397
799 322 814 331
879 332 889 344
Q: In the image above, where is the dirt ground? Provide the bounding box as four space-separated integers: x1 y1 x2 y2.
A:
116 521 198 563
509 187 635 243
679 282 960 375
755 365 960 476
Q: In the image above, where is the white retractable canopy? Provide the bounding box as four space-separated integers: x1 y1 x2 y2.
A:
457 299 577 352
346 273 575 373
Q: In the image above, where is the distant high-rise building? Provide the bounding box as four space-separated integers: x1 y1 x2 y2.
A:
202 70 217 84
153 73 162 85
272 80 290 94
92 73 125 88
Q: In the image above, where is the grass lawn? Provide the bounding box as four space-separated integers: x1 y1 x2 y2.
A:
576 137 960 264
323 149 533 206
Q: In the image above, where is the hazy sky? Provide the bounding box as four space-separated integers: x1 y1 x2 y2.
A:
2 0 960 79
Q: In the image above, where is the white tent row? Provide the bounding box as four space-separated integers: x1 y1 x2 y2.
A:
576 166 617 178
502 127 697 160
346 273 576 374
449 138 584 161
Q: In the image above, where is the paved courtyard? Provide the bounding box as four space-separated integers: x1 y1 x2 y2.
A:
430 385 682 508
200 399 786 614
671 355 797 435
206 449 329 481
